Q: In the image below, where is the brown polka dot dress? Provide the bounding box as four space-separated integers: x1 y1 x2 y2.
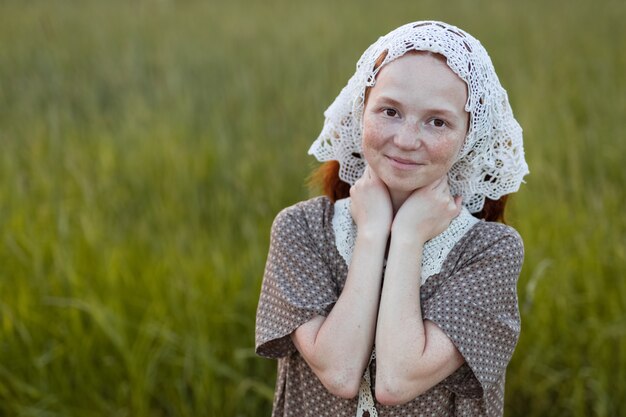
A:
255 196 524 417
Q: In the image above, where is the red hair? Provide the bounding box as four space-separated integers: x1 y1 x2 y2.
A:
309 160 509 223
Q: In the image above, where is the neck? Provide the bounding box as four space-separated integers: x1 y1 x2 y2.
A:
390 189 412 215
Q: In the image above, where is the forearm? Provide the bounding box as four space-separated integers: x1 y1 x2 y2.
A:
375 233 463 405
292 231 386 396
375 236 427 389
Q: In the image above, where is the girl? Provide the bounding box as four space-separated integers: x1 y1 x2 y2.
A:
256 21 529 417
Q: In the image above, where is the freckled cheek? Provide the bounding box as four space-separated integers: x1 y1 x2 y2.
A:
426 136 464 166
363 120 383 158
362 117 392 154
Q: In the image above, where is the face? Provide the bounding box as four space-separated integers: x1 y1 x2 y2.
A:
362 52 469 195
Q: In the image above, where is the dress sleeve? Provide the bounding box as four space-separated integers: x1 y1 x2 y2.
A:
255 204 338 358
422 225 524 398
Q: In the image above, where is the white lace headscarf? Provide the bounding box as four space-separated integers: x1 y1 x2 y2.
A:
308 21 529 213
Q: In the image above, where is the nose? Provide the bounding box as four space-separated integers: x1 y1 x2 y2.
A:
393 122 422 150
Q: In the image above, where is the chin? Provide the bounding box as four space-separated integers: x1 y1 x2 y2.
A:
381 175 425 193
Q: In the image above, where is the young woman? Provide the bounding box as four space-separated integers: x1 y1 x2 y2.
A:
256 21 529 417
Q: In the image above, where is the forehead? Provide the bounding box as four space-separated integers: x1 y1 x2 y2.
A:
369 52 468 110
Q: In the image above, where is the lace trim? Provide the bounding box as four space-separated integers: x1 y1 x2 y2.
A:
332 197 478 285
332 198 356 266
356 350 378 417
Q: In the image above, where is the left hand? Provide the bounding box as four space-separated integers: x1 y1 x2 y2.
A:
391 175 462 244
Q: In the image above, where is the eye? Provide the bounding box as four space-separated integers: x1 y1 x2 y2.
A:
430 118 446 127
383 108 398 117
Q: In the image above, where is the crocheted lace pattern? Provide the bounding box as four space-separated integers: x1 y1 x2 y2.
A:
332 197 479 284
309 21 529 213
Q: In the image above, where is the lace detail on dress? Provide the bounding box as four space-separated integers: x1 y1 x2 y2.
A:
332 198 356 265
420 208 479 282
332 197 479 284
356 350 378 417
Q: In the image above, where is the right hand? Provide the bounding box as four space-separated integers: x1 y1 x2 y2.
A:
350 165 393 238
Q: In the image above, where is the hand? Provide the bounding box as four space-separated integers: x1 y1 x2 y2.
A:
350 166 393 238
391 175 462 245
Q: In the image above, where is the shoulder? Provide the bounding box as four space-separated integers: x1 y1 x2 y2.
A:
467 220 523 251
272 196 334 233
454 220 525 268
277 195 334 218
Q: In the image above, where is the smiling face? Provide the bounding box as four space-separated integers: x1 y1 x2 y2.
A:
362 52 469 200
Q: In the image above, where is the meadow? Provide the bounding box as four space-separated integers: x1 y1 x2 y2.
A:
0 0 624 415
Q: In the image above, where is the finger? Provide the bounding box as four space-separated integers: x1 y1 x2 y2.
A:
430 175 448 190
454 195 463 215
360 165 372 181
366 165 378 180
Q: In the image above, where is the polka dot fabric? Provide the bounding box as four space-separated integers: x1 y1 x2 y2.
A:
256 197 347 359
255 197 524 416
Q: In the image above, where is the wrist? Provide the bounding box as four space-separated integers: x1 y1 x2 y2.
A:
390 226 427 248
356 225 390 243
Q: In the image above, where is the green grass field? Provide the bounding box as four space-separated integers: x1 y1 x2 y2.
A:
0 0 624 415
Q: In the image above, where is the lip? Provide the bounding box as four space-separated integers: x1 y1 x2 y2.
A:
386 155 423 170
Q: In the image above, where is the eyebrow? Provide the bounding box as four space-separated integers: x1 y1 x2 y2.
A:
374 95 465 119
374 95 403 108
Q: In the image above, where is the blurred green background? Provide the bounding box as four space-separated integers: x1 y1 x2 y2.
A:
0 0 624 415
